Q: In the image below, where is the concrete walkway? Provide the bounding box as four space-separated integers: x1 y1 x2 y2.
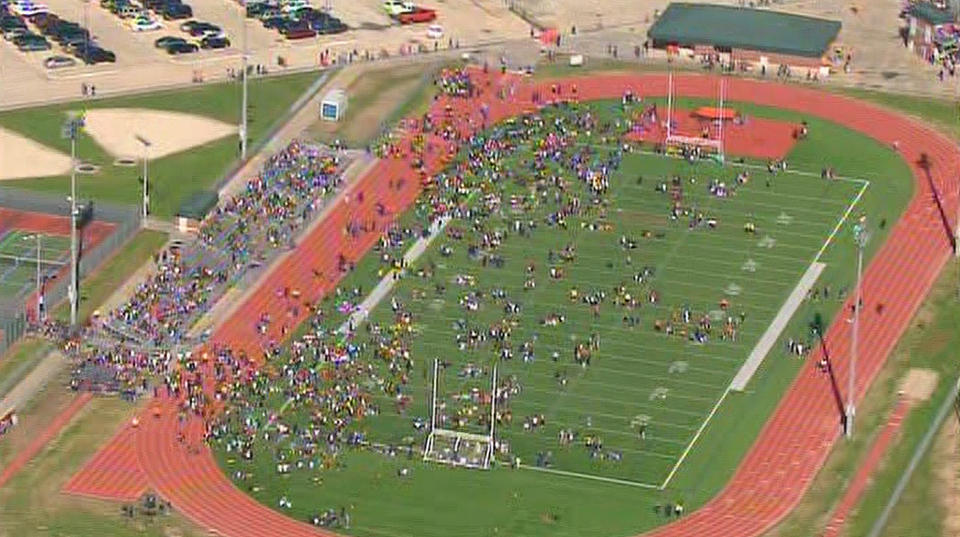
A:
0 350 67 418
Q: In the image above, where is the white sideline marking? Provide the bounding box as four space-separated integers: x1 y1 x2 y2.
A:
729 261 825 392
515 463 661 489
337 216 450 334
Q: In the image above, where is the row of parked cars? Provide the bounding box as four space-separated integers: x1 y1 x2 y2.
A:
153 20 228 54
1 0 115 63
98 0 192 34
245 0 347 39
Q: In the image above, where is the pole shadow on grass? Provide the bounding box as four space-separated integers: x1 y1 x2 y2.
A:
811 313 846 428
917 152 957 252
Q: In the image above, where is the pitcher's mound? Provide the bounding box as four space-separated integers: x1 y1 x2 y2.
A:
900 368 939 402
0 127 73 180
83 108 237 159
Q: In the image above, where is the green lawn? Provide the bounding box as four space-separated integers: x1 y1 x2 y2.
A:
0 72 321 218
0 393 202 537
211 96 914 536
52 229 168 323
0 337 50 397
834 260 960 537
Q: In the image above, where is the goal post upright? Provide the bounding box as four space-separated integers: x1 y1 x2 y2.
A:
487 363 498 466
717 76 726 164
423 357 441 461
666 71 674 140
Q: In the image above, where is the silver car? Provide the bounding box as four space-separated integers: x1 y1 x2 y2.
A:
44 55 76 68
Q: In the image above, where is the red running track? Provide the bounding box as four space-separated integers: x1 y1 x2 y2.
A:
0 392 93 489
63 73 960 537
821 397 910 537
623 107 799 160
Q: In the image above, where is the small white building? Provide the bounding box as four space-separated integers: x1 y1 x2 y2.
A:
320 89 347 121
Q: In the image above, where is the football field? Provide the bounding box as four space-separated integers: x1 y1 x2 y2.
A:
357 139 867 487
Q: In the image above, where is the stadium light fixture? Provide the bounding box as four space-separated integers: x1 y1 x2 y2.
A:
135 135 152 219
846 217 870 439
20 234 43 322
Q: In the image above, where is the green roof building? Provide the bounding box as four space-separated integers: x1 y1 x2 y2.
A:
648 3 842 59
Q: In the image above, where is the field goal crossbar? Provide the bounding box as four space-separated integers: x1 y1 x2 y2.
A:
664 72 726 163
423 358 498 470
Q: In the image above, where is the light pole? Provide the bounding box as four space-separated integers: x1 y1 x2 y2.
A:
62 113 84 328
846 216 870 439
240 0 249 160
135 134 151 219
22 234 43 322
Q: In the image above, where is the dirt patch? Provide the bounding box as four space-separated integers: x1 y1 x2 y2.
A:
934 418 960 536
83 108 236 159
0 127 72 180
899 368 939 403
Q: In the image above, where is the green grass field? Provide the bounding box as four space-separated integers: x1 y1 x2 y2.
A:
0 72 320 218
212 95 915 537
0 230 71 301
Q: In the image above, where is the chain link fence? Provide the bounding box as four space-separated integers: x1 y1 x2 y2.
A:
0 186 140 356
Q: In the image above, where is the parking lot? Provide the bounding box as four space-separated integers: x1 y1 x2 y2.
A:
0 0 529 108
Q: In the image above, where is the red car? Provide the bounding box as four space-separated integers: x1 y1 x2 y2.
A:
282 26 316 39
396 7 435 23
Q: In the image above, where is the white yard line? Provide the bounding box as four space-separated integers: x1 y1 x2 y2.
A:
515 462 662 489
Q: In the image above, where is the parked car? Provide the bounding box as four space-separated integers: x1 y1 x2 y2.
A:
161 2 190 19
186 21 219 36
9 0 46 16
200 34 228 48
11 2 47 16
281 24 314 39
76 45 115 63
115 5 142 18
153 34 183 47
165 40 196 54
382 0 412 16
245 1 275 17
311 17 345 33
43 54 75 68
59 31 91 47
2 25 26 39
425 22 441 39
396 6 434 23
129 16 162 31
260 15 286 28
14 33 49 50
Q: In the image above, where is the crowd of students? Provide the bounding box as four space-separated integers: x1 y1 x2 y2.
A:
53 141 345 397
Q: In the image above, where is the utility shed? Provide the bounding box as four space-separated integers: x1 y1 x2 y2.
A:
648 3 841 66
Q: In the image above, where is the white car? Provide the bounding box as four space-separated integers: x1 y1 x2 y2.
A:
130 17 162 31
280 0 308 12
382 0 413 16
426 23 442 39
11 2 49 15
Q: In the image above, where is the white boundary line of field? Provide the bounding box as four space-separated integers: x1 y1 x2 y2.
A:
512 461 661 489
658 167 870 490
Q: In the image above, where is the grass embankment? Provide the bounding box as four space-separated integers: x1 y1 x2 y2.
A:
51 229 168 324
309 61 446 148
